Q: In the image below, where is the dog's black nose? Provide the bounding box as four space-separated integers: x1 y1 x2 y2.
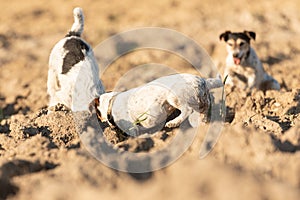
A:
233 53 239 58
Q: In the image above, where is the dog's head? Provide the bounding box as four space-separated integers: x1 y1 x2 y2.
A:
96 92 118 124
219 30 256 65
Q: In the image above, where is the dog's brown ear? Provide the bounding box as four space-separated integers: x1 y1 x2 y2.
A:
219 31 231 41
244 31 256 40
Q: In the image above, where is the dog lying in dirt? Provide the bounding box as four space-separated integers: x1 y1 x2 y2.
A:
47 7 104 111
219 30 280 91
96 74 223 135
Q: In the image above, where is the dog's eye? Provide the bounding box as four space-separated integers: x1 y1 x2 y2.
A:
228 43 233 46
239 42 245 46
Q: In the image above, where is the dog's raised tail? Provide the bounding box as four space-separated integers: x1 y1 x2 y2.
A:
68 7 84 36
206 74 224 90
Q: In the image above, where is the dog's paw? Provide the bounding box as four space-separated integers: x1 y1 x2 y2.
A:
165 121 180 128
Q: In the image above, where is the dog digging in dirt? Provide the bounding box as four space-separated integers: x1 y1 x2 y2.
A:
219 30 280 91
47 7 104 111
96 74 223 136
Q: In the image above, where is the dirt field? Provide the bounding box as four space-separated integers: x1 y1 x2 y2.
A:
1 0 300 199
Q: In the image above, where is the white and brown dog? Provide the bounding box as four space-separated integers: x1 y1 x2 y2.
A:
220 30 280 91
47 7 104 111
96 74 223 135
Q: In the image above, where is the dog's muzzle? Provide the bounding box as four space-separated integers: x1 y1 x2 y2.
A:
233 53 242 65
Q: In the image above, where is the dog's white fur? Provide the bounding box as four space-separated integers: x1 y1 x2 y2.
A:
220 30 280 91
47 7 104 111
97 74 223 135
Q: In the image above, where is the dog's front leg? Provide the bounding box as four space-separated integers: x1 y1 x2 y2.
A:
247 74 256 89
223 67 234 86
165 107 193 128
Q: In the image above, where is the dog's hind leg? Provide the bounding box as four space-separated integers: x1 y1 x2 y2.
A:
164 97 193 128
165 107 192 128
260 74 280 91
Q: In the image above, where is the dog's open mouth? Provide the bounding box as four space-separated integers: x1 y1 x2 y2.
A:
233 57 241 65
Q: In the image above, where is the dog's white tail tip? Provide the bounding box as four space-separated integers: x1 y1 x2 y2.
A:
73 7 83 16
70 7 84 36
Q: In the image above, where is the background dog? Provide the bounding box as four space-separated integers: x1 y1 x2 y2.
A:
97 74 223 135
47 7 104 111
220 30 280 91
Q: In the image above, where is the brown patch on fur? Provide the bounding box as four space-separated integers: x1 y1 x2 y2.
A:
94 98 102 120
163 100 177 115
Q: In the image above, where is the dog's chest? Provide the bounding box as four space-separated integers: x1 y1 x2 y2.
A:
228 63 256 88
